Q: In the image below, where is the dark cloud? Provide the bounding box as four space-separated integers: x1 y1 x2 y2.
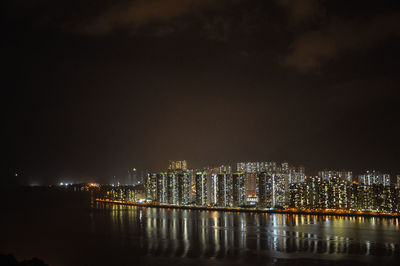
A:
202 16 232 42
4 0 240 35
276 0 321 22
284 12 400 71
81 0 219 34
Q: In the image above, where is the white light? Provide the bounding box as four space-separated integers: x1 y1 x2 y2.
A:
60 182 64 186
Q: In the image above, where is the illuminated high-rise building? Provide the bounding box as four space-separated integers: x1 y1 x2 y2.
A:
376 185 397 213
219 164 232 173
236 162 246 172
316 179 329 209
303 176 328 209
289 166 305 184
289 175 351 210
244 173 257 196
351 181 396 212
166 171 178 204
127 168 138 185
176 171 191 205
168 160 188 171
396 176 400 212
358 184 375 210
156 172 167 203
195 171 207 206
216 173 232 207
257 172 273 208
201 165 229 206
289 182 305 208
207 171 218 205
318 170 353 182
326 176 350 209
358 170 391 186
145 173 157 201
306 176 321 209
237 162 259 197
232 172 246 207
349 182 361 210
237 161 303 205
289 175 326 209
264 163 289 208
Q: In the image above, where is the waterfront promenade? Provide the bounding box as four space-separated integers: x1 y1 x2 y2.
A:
95 198 400 218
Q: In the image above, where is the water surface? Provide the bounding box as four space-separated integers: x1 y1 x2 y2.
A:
0 189 399 265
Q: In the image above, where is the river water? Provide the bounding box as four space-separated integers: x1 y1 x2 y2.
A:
0 189 399 265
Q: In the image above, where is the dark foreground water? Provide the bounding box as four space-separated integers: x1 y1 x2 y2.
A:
0 188 399 266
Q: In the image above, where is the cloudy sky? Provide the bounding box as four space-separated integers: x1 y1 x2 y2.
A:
4 0 400 184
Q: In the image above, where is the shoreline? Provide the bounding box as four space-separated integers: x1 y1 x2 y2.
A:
95 199 400 218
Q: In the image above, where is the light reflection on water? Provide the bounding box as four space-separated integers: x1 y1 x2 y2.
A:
94 202 400 262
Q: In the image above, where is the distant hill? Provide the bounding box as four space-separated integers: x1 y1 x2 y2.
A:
0 254 48 266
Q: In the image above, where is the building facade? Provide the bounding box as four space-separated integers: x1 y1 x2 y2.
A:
195 171 207 206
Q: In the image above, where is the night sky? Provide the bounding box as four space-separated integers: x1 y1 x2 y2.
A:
4 0 400 185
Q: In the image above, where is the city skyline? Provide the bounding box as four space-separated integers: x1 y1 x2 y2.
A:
93 159 400 214
10 158 400 186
